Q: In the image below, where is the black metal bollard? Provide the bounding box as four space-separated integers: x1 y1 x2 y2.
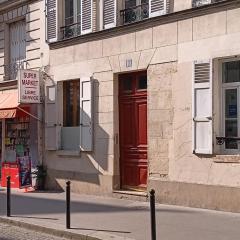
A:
150 189 156 240
66 181 71 229
7 176 11 217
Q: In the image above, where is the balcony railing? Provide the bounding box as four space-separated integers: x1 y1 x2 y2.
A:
192 0 224 7
120 3 149 25
60 22 81 40
4 61 26 80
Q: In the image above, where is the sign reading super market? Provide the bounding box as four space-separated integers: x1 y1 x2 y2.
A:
19 69 41 103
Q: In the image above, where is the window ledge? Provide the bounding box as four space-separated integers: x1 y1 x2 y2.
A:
56 150 80 157
213 155 240 163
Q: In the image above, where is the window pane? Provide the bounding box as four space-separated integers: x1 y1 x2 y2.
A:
63 80 80 127
122 75 133 92
77 0 81 23
225 89 237 118
225 120 238 149
223 61 240 83
65 0 74 25
137 74 147 90
125 0 137 8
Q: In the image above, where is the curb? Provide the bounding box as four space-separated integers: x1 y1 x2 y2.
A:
0 216 101 240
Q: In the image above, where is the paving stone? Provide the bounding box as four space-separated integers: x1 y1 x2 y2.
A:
0 222 68 240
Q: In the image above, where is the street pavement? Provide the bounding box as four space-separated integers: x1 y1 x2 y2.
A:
0 222 69 240
0 188 240 240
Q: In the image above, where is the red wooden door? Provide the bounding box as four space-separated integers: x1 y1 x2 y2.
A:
119 71 147 189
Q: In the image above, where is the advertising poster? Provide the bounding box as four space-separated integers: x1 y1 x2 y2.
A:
18 156 32 188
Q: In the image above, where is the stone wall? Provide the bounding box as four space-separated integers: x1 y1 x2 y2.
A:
47 6 240 194
148 62 176 179
0 0 47 81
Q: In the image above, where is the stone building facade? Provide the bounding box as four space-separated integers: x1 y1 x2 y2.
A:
45 0 240 212
0 0 48 179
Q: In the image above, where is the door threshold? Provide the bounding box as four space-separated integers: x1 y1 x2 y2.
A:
113 190 148 197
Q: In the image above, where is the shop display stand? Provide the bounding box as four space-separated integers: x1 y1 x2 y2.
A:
1 116 32 188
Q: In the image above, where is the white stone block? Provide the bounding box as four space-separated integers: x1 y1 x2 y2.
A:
136 28 152 51
227 8 240 34
151 45 177 64
138 49 155 70
193 12 227 40
153 22 177 48
178 19 193 43
103 36 121 57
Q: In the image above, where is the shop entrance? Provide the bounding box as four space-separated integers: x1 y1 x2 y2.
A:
0 90 39 189
119 71 148 190
1 111 32 188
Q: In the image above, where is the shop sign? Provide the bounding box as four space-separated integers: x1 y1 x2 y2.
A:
19 69 40 103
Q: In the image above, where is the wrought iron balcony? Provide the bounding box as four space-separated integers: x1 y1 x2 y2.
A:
192 0 224 7
216 137 240 145
60 22 81 40
4 61 26 80
120 3 149 25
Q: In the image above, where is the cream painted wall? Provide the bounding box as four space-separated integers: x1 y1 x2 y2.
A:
0 0 49 81
48 7 240 189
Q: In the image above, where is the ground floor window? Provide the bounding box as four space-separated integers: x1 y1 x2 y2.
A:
222 60 240 151
63 80 80 127
61 79 80 150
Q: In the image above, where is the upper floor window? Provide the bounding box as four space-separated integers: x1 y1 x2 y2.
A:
121 0 149 24
8 20 26 80
46 0 169 42
125 0 148 8
65 0 81 26
192 0 222 8
221 60 240 152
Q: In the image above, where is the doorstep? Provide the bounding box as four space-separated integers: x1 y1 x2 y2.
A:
112 190 148 202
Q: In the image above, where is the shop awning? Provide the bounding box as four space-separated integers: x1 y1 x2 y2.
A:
0 91 19 118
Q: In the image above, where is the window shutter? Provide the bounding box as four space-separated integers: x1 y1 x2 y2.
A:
81 0 92 35
45 85 60 150
193 60 213 154
103 0 116 29
80 77 93 151
149 0 167 18
46 0 58 43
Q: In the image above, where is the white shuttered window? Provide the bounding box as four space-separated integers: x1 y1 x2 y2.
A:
193 60 213 154
103 0 116 29
149 0 167 18
80 77 93 151
81 0 92 34
47 0 58 42
45 79 94 152
45 85 60 150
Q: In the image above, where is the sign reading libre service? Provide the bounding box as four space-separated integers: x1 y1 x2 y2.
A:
19 70 40 103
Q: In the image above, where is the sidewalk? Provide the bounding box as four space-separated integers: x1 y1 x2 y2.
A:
1 188 240 240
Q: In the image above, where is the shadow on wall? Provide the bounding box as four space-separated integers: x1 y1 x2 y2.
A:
46 78 111 190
